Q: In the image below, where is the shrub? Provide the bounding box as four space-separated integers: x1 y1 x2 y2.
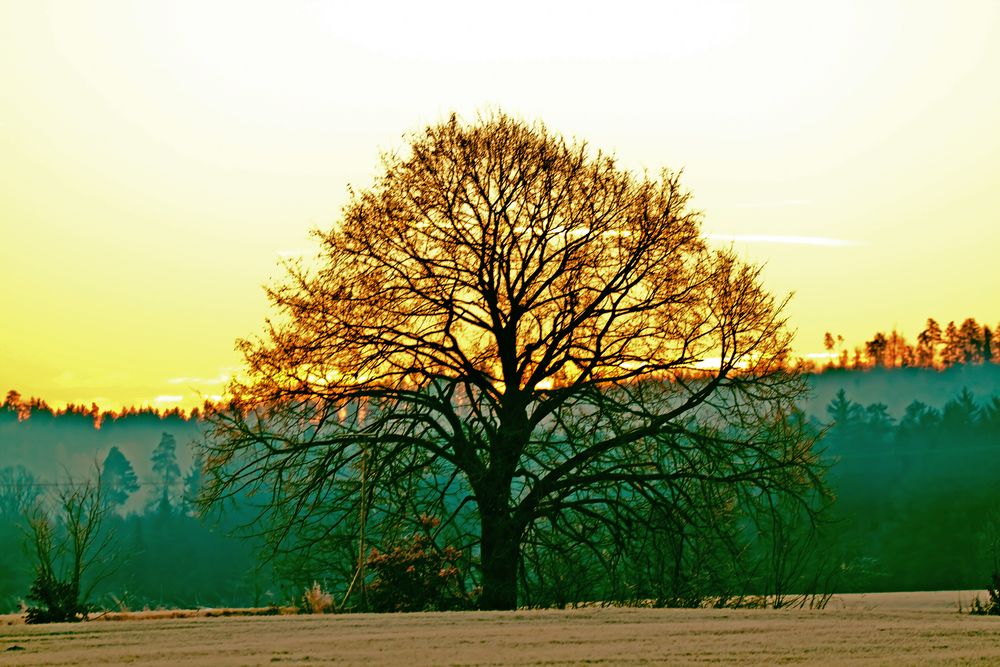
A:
969 572 1000 616
365 516 474 612
23 471 112 623
302 581 333 614
24 574 87 624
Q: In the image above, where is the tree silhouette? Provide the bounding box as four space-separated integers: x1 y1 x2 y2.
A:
181 454 204 516
24 472 114 623
202 112 823 610
942 321 963 367
100 447 139 507
864 332 889 368
826 389 862 427
864 403 895 446
916 318 941 367
958 318 985 365
151 432 181 511
942 387 979 436
898 400 939 442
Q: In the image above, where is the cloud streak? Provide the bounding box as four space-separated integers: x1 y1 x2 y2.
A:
166 374 232 385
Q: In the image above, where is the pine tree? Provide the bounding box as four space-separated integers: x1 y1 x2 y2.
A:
958 318 984 364
100 447 139 507
181 454 204 516
151 433 181 511
864 332 888 367
941 321 962 367
916 318 942 367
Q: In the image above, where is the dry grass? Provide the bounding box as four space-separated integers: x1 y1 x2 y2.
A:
302 581 334 614
1 591 998 665
0 606 298 626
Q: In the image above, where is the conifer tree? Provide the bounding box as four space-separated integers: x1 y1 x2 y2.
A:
100 447 139 507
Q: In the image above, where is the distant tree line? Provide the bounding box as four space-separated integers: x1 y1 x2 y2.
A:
819 387 1000 592
820 317 998 370
0 411 277 614
3 379 1000 612
2 390 216 427
1 393 831 612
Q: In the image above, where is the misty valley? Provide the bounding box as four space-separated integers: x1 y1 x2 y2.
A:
2 364 999 615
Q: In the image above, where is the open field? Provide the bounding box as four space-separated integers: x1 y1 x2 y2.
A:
1 592 998 666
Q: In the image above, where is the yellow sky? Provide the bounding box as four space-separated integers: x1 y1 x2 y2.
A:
2 0 999 411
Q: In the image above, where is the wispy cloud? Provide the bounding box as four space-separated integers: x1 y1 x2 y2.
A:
706 234 861 248
154 395 184 403
166 374 232 385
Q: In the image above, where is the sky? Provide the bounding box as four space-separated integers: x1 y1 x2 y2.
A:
1 0 999 411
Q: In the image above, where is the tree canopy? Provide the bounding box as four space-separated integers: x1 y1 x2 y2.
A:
202 112 822 610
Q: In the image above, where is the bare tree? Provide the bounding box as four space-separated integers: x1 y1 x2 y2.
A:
24 472 114 623
202 111 823 610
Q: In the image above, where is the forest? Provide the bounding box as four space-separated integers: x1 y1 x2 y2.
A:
0 397 277 613
2 349 1000 614
815 316 999 371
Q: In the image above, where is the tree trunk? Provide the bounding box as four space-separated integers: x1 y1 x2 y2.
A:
479 406 529 610
479 510 521 610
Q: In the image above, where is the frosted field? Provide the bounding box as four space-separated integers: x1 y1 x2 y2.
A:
2 592 998 665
